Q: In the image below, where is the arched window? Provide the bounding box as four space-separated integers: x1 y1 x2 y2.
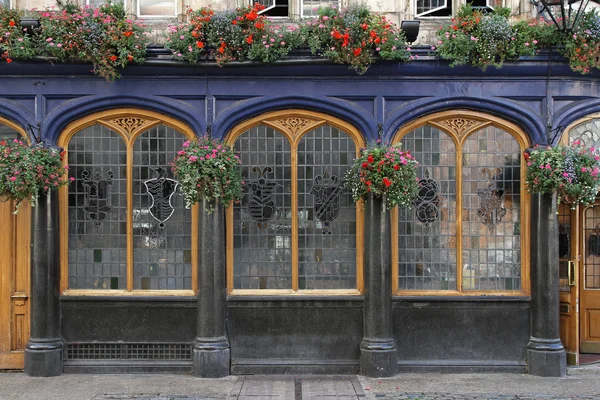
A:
392 111 530 295
226 111 365 294
58 111 198 294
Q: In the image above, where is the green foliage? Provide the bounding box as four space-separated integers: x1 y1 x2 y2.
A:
0 2 148 81
171 136 243 213
435 5 536 70
525 141 600 208
299 3 410 74
165 4 302 66
344 142 419 208
0 138 70 213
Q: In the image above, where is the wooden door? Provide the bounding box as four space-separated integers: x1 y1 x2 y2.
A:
0 200 30 369
581 204 600 354
559 204 580 365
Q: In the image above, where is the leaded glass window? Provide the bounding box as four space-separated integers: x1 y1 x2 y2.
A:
568 117 600 148
394 116 526 294
228 113 363 294
63 116 196 293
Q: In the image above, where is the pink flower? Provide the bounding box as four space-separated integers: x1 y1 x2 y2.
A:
189 156 198 162
9 176 16 181
545 164 551 169
183 141 190 147
582 167 587 172
69 177 75 182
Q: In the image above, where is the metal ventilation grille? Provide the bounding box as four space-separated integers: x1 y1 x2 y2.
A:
65 343 193 360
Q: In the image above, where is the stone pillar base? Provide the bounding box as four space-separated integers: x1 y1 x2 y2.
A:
527 338 566 377
360 338 397 377
24 341 63 377
192 337 230 378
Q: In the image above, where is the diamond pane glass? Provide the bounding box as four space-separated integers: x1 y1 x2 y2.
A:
132 125 192 290
398 125 457 290
67 125 127 290
584 206 600 289
462 127 522 291
233 125 292 289
569 118 600 148
297 126 356 290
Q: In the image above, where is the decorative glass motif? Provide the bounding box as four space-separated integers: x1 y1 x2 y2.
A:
233 125 292 290
310 168 343 234
413 169 441 227
397 125 457 291
569 118 600 149
247 166 280 230
584 207 600 288
476 167 507 231
143 167 179 228
81 167 114 229
462 127 522 291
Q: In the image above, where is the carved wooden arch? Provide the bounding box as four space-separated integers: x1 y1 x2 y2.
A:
225 109 366 295
58 109 197 148
57 109 198 295
0 116 30 143
390 109 531 297
392 110 530 149
225 109 366 149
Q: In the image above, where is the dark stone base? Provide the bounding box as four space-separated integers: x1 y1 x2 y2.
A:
24 343 63 377
527 348 566 377
193 347 230 378
360 339 397 377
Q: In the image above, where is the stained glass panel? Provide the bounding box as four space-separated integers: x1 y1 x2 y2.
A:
132 125 192 290
297 126 356 290
569 118 600 149
462 127 522 291
398 125 457 290
233 125 292 289
67 125 127 290
558 204 572 292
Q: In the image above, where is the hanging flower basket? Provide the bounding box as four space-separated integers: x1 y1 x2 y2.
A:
344 142 419 208
0 138 71 213
171 136 243 214
524 140 600 208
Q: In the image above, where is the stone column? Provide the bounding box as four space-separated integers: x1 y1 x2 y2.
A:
192 200 230 377
527 192 566 377
360 195 397 377
24 191 63 377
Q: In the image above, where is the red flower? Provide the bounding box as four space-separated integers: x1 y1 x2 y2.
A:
393 164 400 170
6 58 12 63
232 20 237 25
332 30 342 40
110 55 117 62
361 162 369 169
0 141 6 146
367 155 374 163
246 35 253 44
353 48 362 56
383 178 392 187
196 41 204 48
255 22 264 29
123 31 133 37
9 21 15 27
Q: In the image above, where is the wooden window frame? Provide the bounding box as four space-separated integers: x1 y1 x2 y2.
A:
225 110 365 296
391 110 531 297
58 109 199 296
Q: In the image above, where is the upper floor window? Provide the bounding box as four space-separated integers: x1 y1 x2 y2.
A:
392 112 529 295
226 111 364 294
59 111 198 294
255 0 341 18
414 0 501 17
137 0 177 18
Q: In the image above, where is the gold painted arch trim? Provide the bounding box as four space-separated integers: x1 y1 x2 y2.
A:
225 109 366 296
58 108 199 295
391 109 531 297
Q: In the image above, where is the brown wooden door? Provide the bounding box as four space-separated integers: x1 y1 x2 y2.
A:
581 204 600 354
0 200 30 369
559 204 580 365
